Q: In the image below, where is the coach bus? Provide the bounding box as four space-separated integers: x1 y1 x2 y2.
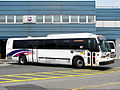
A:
6 33 114 68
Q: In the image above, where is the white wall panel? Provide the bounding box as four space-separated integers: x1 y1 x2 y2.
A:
116 21 120 27
96 21 120 27
103 21 116 27
96 21 103 27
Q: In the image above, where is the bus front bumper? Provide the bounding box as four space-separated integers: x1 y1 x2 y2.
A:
99 60 114 65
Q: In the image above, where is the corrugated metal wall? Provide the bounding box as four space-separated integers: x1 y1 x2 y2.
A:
0 1 95 15
0 24 96 37
0 1 96 38
96 8 120 21
96 8 120 40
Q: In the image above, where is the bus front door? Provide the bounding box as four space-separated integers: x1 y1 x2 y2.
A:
87 39 100 66
87 51 99 66
91 52 99 66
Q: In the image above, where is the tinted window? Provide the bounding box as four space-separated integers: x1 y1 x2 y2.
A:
13 40 31 49
109 43 115 49
87 39 99 52
92 39 99 52
56 39 70 49
71 39 87 49
37 40 44 49
13 40 44 49
13 40 39 49
13 39 99 51
45 40 56 49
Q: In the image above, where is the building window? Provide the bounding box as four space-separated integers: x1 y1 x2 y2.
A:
0 16 5 23
79 16 86 22
53 15 60 23
7 16 14 23
36 15 43 23
62 15 69 23
0 15 96 24
16 16 23 22
45 15 52 23
88 16 94 22
71 15 78 23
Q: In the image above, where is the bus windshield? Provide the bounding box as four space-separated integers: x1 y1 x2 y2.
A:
98 36 111 52
109 42 115 49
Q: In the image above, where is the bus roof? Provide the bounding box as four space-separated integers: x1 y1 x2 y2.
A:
8 33 97 40
47 33 97 38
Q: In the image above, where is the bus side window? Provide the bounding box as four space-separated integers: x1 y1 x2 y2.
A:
56 39 70 49
87 39 99 52
28 40 36 49
45 40 56 49
87 39 91 50
37 40 44 49
92 39 99 52
13 40 30 49
71 39 87 49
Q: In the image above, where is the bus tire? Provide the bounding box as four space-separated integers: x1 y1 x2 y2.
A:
19 55 27 65
73 57 85 68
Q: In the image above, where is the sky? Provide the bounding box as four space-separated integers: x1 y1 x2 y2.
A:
0 0 120 7
96 0 120 7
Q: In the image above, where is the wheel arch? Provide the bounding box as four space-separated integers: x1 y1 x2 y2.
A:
72 55 84 65
19 54 26 58
18 54 27 65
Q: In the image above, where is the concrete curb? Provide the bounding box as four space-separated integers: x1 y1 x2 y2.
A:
0 59 13 64
0 59 15 66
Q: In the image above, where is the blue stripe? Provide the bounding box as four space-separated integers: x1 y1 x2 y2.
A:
7 49 31 56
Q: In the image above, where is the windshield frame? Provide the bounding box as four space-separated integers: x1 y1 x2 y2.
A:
108 42 115 49
97 36 111 52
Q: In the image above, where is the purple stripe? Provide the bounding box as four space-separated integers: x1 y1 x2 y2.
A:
14 51 32 56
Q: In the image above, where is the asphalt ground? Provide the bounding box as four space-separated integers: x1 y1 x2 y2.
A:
0 59 120 90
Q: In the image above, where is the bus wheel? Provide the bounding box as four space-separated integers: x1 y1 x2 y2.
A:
73 57 85 68
19 55 27 65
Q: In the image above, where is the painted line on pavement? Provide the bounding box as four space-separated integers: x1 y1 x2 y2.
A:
72 81 120 89
0 67 120 84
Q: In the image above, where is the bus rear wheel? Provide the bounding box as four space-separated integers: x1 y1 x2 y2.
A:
19 55 27 65
73 57 85 68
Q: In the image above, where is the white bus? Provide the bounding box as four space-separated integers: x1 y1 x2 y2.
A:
108 41 116 58
6 33 114 68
